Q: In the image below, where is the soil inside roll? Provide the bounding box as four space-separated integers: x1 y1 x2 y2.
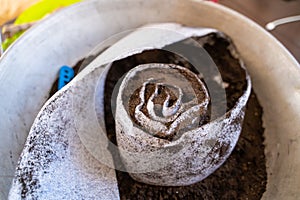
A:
48 33 267 200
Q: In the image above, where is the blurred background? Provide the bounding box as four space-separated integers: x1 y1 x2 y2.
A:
220 0 300 62
0 0 300 61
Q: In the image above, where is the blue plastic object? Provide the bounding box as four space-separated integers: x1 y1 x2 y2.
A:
58 66 74 90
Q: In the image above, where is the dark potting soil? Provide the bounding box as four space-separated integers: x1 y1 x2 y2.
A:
49 33 267 199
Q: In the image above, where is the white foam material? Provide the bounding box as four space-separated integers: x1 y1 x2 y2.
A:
8 67 119 199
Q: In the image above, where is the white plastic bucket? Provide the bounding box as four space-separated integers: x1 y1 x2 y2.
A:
0 0 299 199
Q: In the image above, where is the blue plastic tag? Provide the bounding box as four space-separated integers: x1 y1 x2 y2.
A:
58 66 74 90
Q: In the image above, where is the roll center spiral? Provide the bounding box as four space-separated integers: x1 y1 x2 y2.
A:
122 63 210 140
